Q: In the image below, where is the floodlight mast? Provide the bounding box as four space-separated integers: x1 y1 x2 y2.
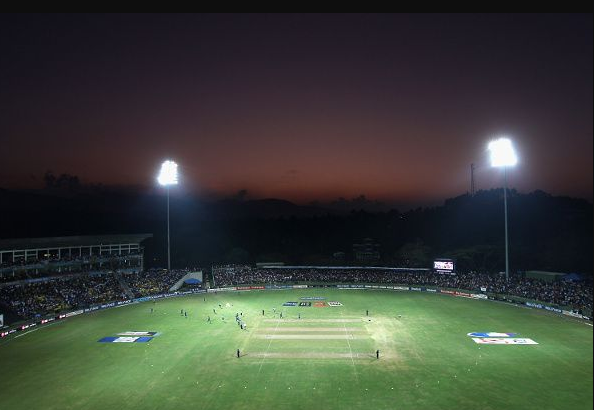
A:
488 138 517 282
157 160 178 271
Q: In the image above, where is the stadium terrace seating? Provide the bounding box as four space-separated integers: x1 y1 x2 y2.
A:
0 251 144 283
124 268 190 297
0 267 194 320
1 262 590 323
212 266 593 315
0 273 126 318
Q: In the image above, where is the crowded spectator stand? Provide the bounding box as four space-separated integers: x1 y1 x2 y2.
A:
212 265 593 317
1 261 590 339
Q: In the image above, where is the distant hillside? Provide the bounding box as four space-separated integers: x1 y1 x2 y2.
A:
0 187 591 275
212 198 330 219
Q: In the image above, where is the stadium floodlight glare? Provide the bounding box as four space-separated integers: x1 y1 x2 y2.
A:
488 138 517 168
157 160 179 271
157 160 179 186
488 137 517 282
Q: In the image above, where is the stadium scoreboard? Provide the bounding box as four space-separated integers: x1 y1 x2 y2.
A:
433 258 455 275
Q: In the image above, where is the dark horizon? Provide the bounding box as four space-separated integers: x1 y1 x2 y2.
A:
5 170 593 214
1 14 592 204
1 185 592 276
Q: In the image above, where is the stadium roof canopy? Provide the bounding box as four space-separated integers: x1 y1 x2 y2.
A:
0 234 153 251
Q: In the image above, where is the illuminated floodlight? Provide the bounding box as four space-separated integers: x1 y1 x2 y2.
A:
488 138 518 168
486 137 519 282
156 160 178 271
157 160 179 186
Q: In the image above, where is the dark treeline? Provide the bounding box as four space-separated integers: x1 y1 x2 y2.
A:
0 185 591 276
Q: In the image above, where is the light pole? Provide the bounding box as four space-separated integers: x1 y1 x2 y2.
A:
488 138 518 282
157 160 179 270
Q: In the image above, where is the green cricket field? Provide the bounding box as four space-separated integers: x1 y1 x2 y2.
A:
0 289 592 410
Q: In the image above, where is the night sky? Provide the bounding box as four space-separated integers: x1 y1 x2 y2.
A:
1 14 592 205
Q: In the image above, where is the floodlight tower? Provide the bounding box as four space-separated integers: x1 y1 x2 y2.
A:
488 138 518 282
157 160 179 271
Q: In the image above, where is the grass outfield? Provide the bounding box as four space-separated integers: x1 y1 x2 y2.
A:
0 289 592 410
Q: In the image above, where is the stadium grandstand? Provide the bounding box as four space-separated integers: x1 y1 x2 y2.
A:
212 265 593 318
0 234 152 281
2 251 590 332
0 234 200 325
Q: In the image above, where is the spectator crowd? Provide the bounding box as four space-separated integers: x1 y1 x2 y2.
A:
1 263 590 323
0 273 127 319
213 266 593 315
0 251 143 283
125 268 190 297
0 268 194 320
